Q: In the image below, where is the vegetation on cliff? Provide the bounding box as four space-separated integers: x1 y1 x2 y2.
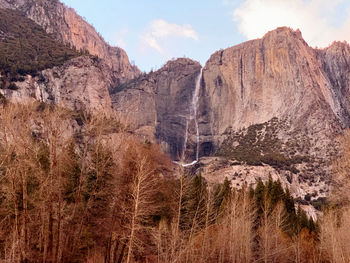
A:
0 8 81 84
217 118 309 174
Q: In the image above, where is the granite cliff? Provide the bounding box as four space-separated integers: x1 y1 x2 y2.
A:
199 28 346 154
112 28 350 161
195 28 350 202
111 58 202 161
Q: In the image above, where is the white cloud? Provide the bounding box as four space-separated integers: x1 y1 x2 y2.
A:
233 0 350 47
140 19 199 57
142 34 163 54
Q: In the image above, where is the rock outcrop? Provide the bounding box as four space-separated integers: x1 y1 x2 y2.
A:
0 0 140 83
2 56 113 114
318 41 350 127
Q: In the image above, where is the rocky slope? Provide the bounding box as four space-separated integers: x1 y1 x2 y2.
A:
3 56 113 113
0 7 113 114
0 0 140 84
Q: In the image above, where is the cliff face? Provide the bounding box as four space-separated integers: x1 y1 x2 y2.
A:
0 5 114 114
111 28 350 168
0 0 140 83
200 28 345 150
111 58 201 160
318 42 350 127
3 56 113 113
190 28 350 201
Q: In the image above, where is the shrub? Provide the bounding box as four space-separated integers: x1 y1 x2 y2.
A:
217 119 308 173
7 83 18 90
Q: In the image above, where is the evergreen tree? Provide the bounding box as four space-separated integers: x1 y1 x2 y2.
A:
181 175 208 231
254 179 265 215
212 177 231 217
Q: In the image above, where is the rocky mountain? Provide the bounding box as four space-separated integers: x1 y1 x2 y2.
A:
112 27 350 204
0 0 140 84
114 28 349 156
195 28 350 199
0 0 349 205
0 7 113 113
200 28 346 153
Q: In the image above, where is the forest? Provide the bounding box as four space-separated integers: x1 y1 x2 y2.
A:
0 102 349 263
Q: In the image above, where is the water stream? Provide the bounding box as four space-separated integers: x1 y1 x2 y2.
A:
175 68 203 167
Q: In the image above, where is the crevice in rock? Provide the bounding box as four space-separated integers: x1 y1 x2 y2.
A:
240 55 244 101
219 50 224 65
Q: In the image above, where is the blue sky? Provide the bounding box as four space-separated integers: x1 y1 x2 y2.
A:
61 0 350 72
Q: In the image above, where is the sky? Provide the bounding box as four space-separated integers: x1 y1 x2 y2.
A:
61 0 350 72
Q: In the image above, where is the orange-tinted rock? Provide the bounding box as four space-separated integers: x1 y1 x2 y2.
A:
199 27 346 154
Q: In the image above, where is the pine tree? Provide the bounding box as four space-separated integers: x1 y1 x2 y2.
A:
181 175 208 231
212 177 231 218
254 180 265 216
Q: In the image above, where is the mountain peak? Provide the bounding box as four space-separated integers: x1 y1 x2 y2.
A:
162 58 200 71
261 27 307 47
263 26 302 38
323 40 350 53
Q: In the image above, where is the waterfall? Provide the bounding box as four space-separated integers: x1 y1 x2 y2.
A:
176 68 203 167
192 67 202 162
181 120 189 162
